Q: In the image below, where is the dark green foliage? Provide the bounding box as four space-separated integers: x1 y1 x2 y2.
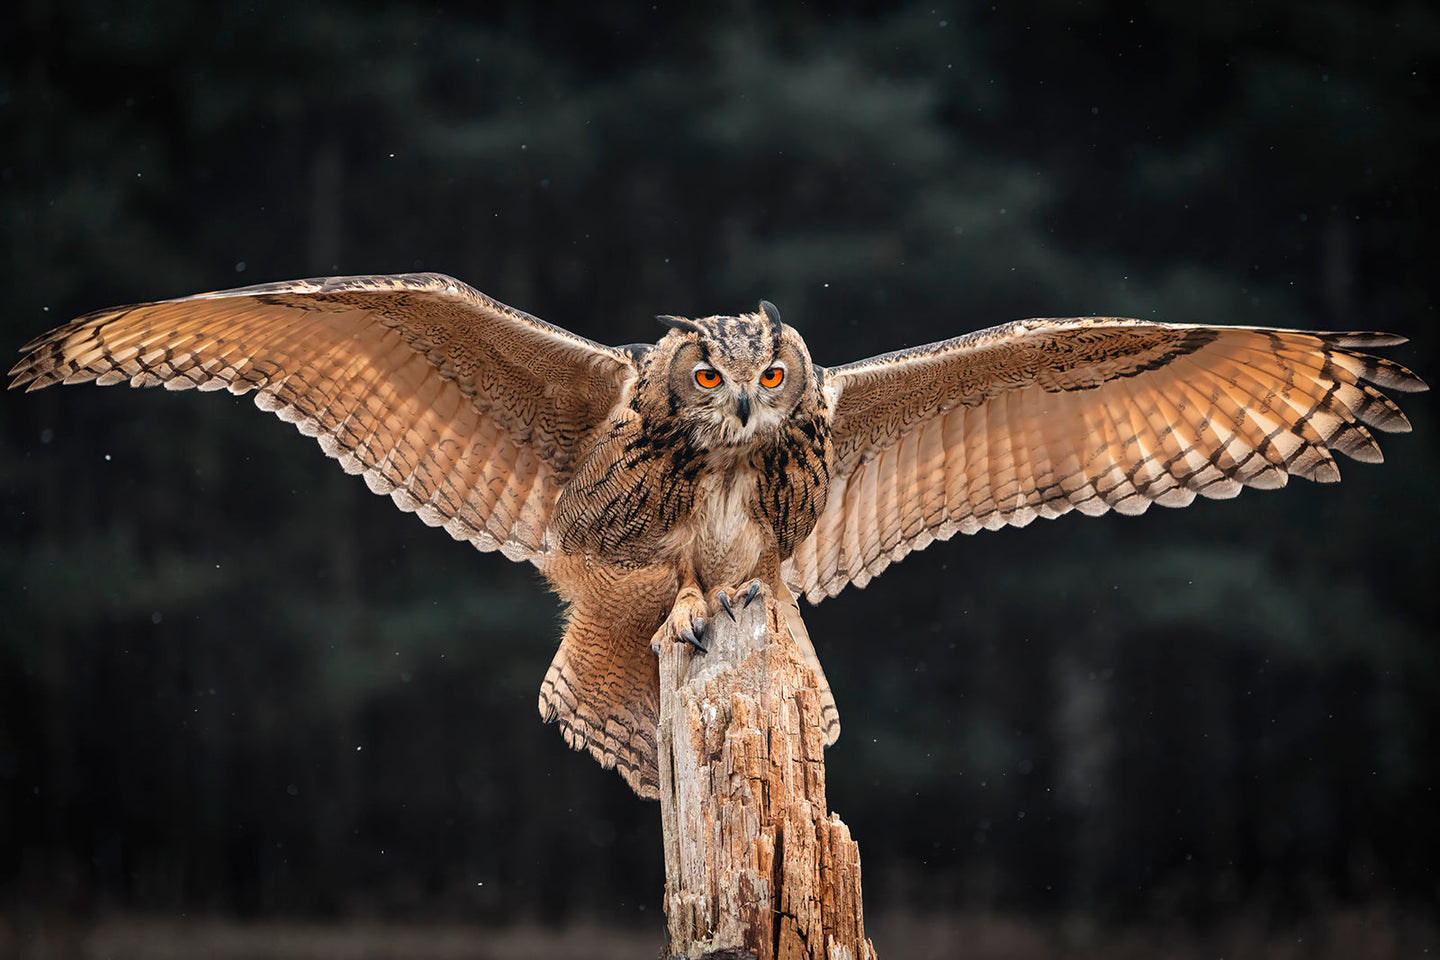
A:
1 0 1434 932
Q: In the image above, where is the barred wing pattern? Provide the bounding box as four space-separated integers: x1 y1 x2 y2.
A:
8 273 639 564
786 319 1427 603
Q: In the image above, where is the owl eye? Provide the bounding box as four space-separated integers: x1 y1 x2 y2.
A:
759 366 785 389
694 368 722 389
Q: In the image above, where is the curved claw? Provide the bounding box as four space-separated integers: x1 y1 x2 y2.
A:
741 579 762 608
680 619 708 654
717 590 737 622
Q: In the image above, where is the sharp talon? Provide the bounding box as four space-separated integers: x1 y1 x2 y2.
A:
717 590 736 621
680 625 707 654
742 580 762 608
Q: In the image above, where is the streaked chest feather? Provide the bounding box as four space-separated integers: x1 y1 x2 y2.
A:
663 465 768 585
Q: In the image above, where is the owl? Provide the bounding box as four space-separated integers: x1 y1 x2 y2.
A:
10 273 1427 798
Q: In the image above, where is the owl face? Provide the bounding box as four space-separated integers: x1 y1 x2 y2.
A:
656 303 814 449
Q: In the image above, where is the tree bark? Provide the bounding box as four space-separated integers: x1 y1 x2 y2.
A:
655 589 876 960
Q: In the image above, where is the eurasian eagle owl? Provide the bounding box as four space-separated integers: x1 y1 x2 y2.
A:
10 274 1426 797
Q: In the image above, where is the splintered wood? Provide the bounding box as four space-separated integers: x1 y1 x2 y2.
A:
656 592 876 960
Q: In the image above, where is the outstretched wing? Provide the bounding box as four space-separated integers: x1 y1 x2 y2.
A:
785 318 1427 603
9 273 640 564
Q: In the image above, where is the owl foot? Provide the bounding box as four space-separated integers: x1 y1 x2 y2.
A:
658 588 710 655
715 579 764 622
679 623 707 654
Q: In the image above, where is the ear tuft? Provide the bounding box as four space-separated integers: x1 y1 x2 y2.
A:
656 314 704 336
759 301 782 338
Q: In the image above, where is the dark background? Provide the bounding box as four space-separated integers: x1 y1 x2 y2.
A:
2 1 1436 955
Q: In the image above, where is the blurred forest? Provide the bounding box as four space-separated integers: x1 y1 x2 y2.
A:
1 0 1436 956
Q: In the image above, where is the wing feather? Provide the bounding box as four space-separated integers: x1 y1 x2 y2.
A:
785 319 1426 602
874 432 902 558
1164 357 1248 494
941 404 973 530
9 273 639 564
1139 379 1201 508
813 474 841 587
853 444 881 587
967 401 996 528
1004 387 1040 526
891 417 921 544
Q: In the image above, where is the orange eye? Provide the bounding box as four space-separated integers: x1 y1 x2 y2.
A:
694 368 722 389
759 366 785 388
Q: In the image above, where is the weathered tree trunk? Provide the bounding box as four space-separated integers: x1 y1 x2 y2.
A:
655 590 876 960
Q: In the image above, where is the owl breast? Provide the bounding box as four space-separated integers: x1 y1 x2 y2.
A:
551 418 827 588
665 466 771 589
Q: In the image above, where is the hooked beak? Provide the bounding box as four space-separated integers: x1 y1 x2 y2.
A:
736 392 751 426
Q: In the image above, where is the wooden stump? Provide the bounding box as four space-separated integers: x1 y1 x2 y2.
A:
655 590 876 960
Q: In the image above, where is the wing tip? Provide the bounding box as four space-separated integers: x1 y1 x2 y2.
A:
1322 331 1409 348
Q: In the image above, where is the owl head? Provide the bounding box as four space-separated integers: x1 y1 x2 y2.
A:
650 301 818 449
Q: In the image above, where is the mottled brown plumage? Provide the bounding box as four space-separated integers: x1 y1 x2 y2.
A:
10 273 1428 797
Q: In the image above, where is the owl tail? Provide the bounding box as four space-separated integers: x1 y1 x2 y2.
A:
538 606 664 799
537 578 840 801
776 580 841 748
